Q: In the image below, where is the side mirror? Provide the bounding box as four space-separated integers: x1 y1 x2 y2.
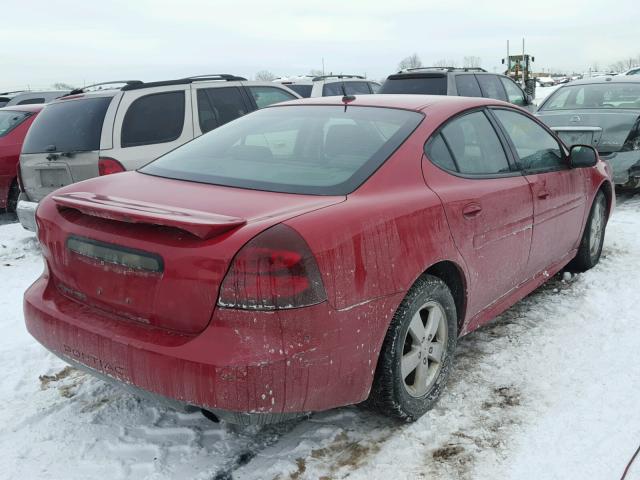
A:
525 93 534 105
569 144 598 168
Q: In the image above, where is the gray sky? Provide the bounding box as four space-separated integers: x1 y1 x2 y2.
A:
1 0 638 91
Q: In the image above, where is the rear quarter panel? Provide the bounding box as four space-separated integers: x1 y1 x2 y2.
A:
285 121 466 382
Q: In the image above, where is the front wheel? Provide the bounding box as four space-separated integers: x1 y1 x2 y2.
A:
568 190 607 272
366 275 457 421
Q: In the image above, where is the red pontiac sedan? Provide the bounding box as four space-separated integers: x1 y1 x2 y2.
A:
0 105 43 211
24 95 613 424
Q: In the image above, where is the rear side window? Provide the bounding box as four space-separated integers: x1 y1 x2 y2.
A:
455 75 482 97
379 76 447 95
197 87 249 134
0 111 32 137
22 97 112 154
425 134 456 171
122 91 185 148
322 81 372 96
247 86 297 108
500 77 526 106
476 75 507 101
440 111 510 175
285 84 312 97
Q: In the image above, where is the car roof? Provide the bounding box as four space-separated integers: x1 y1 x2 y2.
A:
270 93 513 112
0 104 45 113
563 76 640 86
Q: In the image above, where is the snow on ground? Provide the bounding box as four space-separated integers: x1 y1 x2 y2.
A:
1 195 639 480
534 85 559 106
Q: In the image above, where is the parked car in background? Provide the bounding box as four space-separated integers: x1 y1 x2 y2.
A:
379 67 535 111
0 91 23 108
0 105 43 212
623 67 640 76
536 76 640 187
273 74 380 97
536 76 555 87
16 74 300 231
24 94 612 425
3 90 68 107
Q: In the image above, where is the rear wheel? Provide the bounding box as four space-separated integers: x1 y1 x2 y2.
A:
366 275 457 421
568 190 607 272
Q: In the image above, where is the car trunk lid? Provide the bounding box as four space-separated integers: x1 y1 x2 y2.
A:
37 172 344 334
538 109 640 153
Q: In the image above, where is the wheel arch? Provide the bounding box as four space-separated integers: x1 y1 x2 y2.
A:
422 260 467 333
598 180 614 219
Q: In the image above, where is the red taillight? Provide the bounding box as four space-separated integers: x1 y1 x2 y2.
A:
98 157 125 176
16 163 24 192
218 224 326 310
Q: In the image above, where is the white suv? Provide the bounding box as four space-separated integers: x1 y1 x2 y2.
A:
273 75 380 98
17 75 300 231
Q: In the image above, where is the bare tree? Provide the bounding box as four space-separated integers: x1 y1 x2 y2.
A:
254 70 276 81
463 56 482 68
433 59 457 68
52 82 75 90
398 53 422 71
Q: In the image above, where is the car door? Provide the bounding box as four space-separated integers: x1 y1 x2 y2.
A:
423 109 534 318
112 86 193 170
499 76 534 112
476 74 508 102
191 83 254 136
490 107 587 276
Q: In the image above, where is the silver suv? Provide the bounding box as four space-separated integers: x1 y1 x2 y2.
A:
17 75 300 231
379 67 535 112
273 74 380 98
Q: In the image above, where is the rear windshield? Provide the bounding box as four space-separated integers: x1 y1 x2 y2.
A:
22 96 112 154
379 75 447 95
540 83 640 111
322 81 372 96
284 84 312 98
0 110 32 137
141 105 423 195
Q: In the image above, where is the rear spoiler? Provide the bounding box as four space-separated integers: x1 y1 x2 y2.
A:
52 192 246 239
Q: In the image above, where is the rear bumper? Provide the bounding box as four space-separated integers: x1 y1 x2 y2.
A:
24 274 401 423
17 196 37 231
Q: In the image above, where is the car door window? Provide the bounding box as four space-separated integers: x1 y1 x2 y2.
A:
122 91 185 148
499 77 526 106
197 87 249 134
476 75 508 101
493 109 565 171
440 111 510 174
455 74 482 97
247 86 297 109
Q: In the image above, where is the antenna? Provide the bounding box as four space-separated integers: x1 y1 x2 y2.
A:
341 83 356 111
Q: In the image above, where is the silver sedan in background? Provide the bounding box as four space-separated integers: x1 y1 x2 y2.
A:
536 77 640 187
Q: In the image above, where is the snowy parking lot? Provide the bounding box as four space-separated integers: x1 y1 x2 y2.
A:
0 192 638 480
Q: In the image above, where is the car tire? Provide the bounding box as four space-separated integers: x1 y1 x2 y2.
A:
568 190 607 272
5 180 18 214
366 274 457 422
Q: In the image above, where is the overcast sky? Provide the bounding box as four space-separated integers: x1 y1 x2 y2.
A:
1 0 638 90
